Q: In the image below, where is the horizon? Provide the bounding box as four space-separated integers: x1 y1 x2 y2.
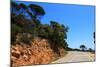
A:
16 1 95 50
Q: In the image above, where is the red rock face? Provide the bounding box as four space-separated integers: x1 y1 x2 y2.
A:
11 38 66 67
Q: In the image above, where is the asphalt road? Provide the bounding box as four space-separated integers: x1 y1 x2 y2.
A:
52 51 95 63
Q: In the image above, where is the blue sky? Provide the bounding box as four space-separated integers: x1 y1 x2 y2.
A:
16 1 95 49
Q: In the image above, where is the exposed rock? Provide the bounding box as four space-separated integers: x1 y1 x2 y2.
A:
11 38 66 67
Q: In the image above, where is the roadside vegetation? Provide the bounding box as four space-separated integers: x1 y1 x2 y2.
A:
11 1 95 66
11 1 69 51
11 1 69 66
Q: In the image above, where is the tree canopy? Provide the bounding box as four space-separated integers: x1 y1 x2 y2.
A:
11 2 69 50
80 45 87 51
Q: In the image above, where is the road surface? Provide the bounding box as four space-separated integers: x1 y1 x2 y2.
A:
52 51 95 63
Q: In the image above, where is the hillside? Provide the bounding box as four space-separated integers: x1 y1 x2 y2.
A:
11 38 66 67
11 1 69 67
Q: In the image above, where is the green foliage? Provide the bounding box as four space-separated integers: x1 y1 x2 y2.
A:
49 21 69 49
11 2 69 50
11 23 22 44
29 4 45 19
11 1 20 13
16 33 33 45
80 45 87 51
93 32 95 44
88 48 93 52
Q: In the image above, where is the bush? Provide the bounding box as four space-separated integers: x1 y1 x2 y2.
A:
11 2 69 51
